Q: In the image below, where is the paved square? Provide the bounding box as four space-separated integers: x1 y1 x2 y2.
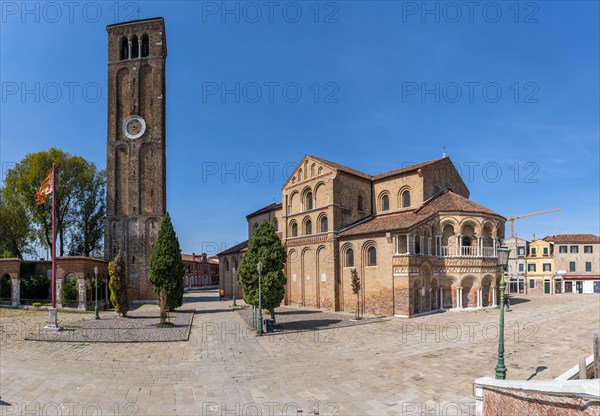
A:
1 292 598 415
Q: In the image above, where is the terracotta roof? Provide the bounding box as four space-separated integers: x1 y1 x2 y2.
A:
246 202 282 219
372 157 448 180
339 189 504 238
181 253 208 262
217 240 248 256
544 234 600 244
416 189 503 218
306 155 372 180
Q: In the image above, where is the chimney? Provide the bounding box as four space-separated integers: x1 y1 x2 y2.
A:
192 252 196 261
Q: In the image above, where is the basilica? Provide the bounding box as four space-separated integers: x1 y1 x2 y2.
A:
219 154 506 317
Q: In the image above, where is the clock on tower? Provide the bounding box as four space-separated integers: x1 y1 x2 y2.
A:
105 18 167 301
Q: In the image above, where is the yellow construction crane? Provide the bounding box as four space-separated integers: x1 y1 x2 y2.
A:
507 208 561 238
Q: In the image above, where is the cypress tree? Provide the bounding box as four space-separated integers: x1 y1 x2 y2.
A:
149 212 185 310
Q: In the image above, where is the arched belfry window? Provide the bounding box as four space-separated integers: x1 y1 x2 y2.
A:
321 216 328 233
120 37 129 60
131 35 139 59
358 195 363 211
141 34 150 57
305 220 312 235
291 222 298 237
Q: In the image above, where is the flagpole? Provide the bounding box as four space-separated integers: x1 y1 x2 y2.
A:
51 163 57 309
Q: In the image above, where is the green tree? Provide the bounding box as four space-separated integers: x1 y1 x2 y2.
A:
238 222 287 322
0 188 32 259
149 213 185 311
68 168 106 257
19 262 50 300
2 148 105 256
108 250 129 316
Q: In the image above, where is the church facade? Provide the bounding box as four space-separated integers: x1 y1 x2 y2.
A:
221 155 506 317
104 18 167 301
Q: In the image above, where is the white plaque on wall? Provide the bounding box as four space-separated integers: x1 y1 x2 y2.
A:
321 274 326 282
292 274 297 282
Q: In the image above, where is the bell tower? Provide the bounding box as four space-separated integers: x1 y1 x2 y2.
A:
105 18 167 301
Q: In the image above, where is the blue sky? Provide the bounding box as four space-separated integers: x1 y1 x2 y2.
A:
1 1 599 256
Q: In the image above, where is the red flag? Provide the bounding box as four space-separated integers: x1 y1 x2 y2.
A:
35 171 53 206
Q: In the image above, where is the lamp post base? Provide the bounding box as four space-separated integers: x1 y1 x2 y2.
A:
43 308 64 331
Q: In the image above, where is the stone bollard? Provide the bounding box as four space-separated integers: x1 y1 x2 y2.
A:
579 354 587 380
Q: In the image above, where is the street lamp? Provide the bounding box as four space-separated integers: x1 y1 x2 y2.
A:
232 267 237 307
495 245 511 379
93 265 99 320
257 261 263 336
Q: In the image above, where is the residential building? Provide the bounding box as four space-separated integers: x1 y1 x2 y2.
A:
525 239 555 295
545 234 600 294
504 236 529 294
182 253 219 290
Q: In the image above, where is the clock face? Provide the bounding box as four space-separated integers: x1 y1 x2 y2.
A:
123 115 146 139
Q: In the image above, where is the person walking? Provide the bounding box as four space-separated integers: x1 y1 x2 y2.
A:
504 294 512 312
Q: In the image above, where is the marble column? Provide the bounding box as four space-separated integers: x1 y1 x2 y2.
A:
78 278 87 310
492 287 497 306
56 278 63 309
439 287 443 310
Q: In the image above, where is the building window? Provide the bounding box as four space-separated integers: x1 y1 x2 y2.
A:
543 263 551 272
131 35 139 58
584 245 593 253
402 191 411 208
518 246 525 256
543 247 548 256
141 34 149 57
253 223 258 232
291 222 298 237
569 262 576 272
120 37 129 60
320 217 328 233
518 263 524 272
305 220 312 235
367 246 377 266
570 245 579 253
306 192 313 210
358 195 363 211
586 262 592 272
382 195 389 211
531 247 537 256
529 279 535 289
346 249 354 267
528 264 536 272
274 220 279 232
225 260 229 271
559 245 568 253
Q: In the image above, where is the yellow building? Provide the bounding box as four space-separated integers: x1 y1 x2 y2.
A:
526 239 556 294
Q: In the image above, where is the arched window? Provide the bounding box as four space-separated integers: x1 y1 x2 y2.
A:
306 192 313 210
311 163 315 177
368 247 377 266
403 191 411 207
306 220 312 235
346 249 354 267
225 260 230 271
358 195 363 211
141 34 149 57
131 35 139 59
321 216 328 233
463 237 471 246
298 169 302 181
253 223 259 231
120 37 129 60
274 220 279 232
382 195 390 211
291 222 298 237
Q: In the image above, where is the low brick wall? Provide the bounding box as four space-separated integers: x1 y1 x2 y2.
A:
474 377 599 416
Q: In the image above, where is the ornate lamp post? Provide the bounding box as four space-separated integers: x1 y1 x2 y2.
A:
93 266 99 320
232 267 237 307
495 245 511 379
257 261 263 336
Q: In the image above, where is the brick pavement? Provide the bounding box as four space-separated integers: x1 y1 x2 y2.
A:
0 292 598 415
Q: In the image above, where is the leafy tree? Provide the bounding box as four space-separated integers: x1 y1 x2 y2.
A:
351 268 361 320
238 222 287 322
0 188 32 259
149 213 185 311
68 168 106 257
108 250 129 316
62 273 77 305
2 148 105 256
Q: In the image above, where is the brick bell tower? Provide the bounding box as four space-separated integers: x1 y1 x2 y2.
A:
105 18 167 301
